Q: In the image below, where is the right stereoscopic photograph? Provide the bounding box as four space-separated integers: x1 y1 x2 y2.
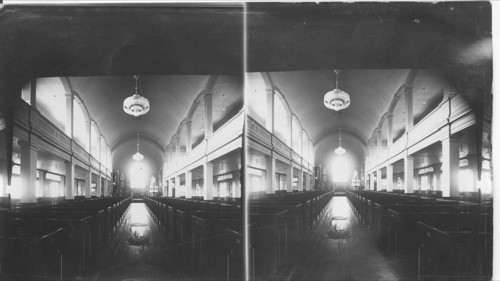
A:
245 2 493 281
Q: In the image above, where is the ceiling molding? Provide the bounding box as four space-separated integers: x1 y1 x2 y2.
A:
111 134 165 156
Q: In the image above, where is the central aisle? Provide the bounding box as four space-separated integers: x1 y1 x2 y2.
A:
284 196 407 281
91 201 194 281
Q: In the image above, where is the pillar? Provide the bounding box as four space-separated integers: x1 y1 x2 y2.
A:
203 162 214 200
19 140 37 203
386 164 394 192
404 87 414 132
65 160 75 199
85 170 91 198
204 93 213 137
376 169 382 191
39 170 47 197
185 171 192 198
265 155 276 194
371 172 376 190
104 178 109 196
174 175 180 198
266 89 274 132
387 114 394 147
298 167 304 191
286 162 293 192
96 174 102 197
404 156 414 193
305 172 311 191
433 164 441 191
441 136 460 197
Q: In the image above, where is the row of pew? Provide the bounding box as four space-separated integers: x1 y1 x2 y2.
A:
0 196 131 280
249 190 334 279
346 190 492 280
145 197 243 280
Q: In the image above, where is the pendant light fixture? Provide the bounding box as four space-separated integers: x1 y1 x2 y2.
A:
132 132 144 161
123 75 150 117
335 127 346 156
324 70 350 111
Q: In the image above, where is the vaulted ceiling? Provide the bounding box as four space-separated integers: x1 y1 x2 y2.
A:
246 2 492 167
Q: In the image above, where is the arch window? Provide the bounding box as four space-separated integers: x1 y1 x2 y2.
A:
274 92 291 146
90 122 100 159
73 98 89 151
36 77 68 133
107 147 112 171
291 117 302 154
245 73 267 127
302 131 309 159
191 103 205 150
100 136 107 164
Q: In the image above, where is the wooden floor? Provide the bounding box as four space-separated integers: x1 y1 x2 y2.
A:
89 201 197 281
283 196 410 281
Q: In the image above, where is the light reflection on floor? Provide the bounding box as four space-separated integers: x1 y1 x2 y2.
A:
285 196 401 281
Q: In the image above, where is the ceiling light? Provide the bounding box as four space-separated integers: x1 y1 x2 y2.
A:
133 133 144 161
335 127 346 156
123 75 150 117
324 70 350 111
222 93 226 111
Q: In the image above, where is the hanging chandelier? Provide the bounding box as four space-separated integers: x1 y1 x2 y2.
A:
132 133 144 161
324 70 350 111
123 75 150 117
335 127 346 156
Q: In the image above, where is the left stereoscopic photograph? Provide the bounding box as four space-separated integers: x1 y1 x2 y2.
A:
0 4 245 281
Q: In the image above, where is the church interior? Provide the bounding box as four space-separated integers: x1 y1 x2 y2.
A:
0 2 495 281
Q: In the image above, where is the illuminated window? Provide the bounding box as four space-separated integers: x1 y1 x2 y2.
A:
130 162 148 189
246 73 267 126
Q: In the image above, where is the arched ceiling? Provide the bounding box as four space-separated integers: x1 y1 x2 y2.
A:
268 70 409 144
68 75 210 150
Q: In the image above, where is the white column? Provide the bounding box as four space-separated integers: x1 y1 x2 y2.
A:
386 164 394 192
371 172 376 190
85 170 91 198
266 89 274 132
286 162 293 192
441 136 460 197
104 178 109 196
298 167 304 191
203 162 214 200
65 160 75 199
404 156 414 193
185 171 192 199
19 140 37 203
204 93 213 138
174 175 180 198
265 155 276 194
433 164 441 191
305 172 311 191
168 179 174 197
404 87 414 132
96 174 102 197
39 170 47 197
376 169 382 191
